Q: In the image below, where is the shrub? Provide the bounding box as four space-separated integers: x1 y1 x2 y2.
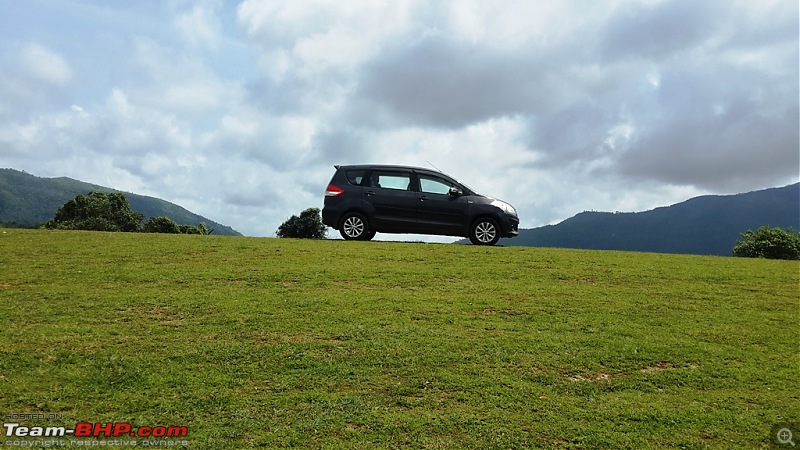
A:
733 225 800 260
143 216 180 234
143 217 209 235
178 223 209 235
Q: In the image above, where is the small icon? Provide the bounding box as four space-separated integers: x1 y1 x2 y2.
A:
777 428 795 447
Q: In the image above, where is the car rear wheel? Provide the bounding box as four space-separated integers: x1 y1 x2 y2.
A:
469 217 500 246
339 213 373 240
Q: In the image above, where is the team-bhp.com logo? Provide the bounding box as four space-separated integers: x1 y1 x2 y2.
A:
4 422 188 438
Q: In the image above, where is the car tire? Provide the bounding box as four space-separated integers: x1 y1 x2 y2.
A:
339 213 373 240
469 217 500 246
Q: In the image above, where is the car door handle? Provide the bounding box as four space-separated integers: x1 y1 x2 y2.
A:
418 195 428 201
365 190 376 196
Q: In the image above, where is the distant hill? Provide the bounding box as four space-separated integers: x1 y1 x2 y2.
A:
502 183 799 256
0 168 242 236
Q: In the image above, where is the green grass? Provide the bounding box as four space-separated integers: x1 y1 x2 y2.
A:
0 229 797 449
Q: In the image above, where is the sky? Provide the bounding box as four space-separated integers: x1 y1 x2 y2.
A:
0 0 797 238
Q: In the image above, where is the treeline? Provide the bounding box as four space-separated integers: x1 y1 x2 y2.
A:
44 192 208 235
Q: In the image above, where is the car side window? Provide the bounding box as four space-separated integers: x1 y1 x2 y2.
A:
419 175 454 195
369 171 411 190
345 170 365 185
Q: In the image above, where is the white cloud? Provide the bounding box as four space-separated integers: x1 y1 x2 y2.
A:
174 3 222 49
19 43 73 86
237 0 417 78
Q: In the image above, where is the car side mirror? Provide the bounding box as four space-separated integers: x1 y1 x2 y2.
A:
448 187 463 197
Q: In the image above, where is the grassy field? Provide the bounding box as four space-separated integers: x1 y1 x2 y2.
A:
0 229 797 449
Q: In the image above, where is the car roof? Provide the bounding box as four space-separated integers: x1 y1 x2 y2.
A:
333 164 476 194
335 164 443 174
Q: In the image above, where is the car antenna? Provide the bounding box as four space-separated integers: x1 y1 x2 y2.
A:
426 160 443 173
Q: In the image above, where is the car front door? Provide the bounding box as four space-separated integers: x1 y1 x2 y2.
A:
414 173 469 235
363 169 417 231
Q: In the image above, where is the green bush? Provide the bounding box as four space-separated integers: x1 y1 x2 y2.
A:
143 216 180 234
143 217 209 235
733 225 800 260
178 223 209 235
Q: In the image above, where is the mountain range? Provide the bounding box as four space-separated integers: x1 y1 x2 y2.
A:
0 168 242 236
502 183 799 256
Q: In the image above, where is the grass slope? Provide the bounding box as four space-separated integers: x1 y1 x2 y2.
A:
0 229 797 448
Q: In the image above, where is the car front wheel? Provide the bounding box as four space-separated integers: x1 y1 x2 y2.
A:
339 213 373 241
469 217 500 246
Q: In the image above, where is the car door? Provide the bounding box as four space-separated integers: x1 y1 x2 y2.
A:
363 169 417 231
414 173 469 235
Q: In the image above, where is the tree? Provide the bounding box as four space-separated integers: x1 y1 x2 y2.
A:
45 192 143 232
733 225 800 260
276 208 327 239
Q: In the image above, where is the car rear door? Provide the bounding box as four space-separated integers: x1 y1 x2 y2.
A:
363 169 417 231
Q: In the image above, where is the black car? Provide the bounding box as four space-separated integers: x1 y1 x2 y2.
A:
322 165 519 245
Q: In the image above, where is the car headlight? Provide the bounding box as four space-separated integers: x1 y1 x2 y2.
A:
491 199 517 217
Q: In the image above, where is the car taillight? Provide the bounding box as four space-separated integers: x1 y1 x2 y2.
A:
325 184 344 197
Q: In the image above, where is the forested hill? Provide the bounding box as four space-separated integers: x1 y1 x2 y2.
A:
0 168 242 236
506 183 799 256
